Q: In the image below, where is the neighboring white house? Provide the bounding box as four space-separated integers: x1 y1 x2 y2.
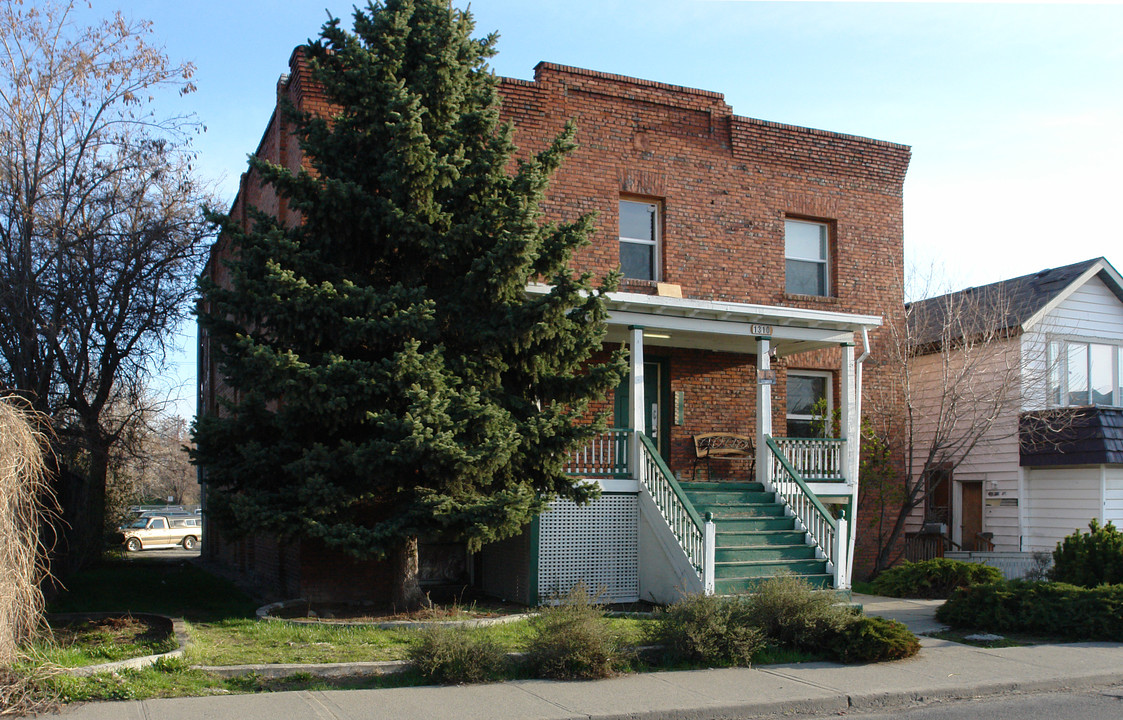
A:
907 257 1123 567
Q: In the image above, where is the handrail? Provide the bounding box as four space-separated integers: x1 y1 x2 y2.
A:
764 435 839 572
637 432 708 579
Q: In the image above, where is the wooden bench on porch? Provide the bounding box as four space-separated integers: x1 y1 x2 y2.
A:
693 433 755 481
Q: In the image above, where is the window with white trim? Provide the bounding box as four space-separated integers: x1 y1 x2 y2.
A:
1048 339 1122 407
786 371 833 438
619 199 659 281
785 219 830 296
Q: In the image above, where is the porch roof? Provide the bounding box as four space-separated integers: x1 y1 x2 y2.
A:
527 284 882 357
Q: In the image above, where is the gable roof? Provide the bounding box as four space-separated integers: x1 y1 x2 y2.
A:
907 257 1123 349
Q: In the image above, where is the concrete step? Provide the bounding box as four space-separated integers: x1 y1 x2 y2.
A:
714 516 797 532
713 558 827 579
714 573 834 594
714 545 818 563
715 530 807 546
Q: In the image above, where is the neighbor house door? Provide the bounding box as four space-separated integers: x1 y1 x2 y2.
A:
960 481 984 551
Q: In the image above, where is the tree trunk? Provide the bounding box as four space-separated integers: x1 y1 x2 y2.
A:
390 536 430 611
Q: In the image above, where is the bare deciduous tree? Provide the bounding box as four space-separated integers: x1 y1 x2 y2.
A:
860 275 1056 575
0 0 213 570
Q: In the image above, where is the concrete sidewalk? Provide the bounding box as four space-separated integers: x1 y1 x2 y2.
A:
52 596 1123 720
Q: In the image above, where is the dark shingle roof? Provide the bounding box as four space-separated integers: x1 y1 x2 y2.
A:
907 258 1114 349
1020 407 1123 467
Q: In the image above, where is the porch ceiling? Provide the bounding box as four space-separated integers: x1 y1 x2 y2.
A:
563 287 882 357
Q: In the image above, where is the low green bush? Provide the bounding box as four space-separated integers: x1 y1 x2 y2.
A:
407 626 506 684
746 574 855 650
526 587 622 680
936 580 1123 641
1052 520 1123 587
828 616 919 663
869 558 1003 599
653 593 764 667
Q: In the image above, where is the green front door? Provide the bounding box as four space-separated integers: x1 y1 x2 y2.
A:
614 358 671 461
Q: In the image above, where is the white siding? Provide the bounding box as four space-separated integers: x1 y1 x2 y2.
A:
1022 274 1123 410
1106 468 1123 526
1023 467 1102 552
1044 275 1123 342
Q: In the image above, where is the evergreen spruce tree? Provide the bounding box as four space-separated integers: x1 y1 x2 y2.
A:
194 0 625 608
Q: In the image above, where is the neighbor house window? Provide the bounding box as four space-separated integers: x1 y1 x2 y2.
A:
619 199 659 281
785 219 830 296
1048 340 1122 407
786 371 832 438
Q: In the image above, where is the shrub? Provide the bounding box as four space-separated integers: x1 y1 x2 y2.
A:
654 593 764 667
746 574 854 651
526 586 621 680
869 558 1003 599
1051 520 1123 587
828 616 919 663
936 580 1123 641
407 626 506 684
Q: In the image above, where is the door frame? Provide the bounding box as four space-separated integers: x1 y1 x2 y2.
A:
614 355 671 461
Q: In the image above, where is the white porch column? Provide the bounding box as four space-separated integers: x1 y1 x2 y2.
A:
756 336 771 486
840 343 857 486
630 326 646 476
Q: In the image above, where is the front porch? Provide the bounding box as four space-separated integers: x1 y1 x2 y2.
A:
504 287 881 604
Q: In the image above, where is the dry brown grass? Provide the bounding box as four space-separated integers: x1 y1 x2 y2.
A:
0 397 52 665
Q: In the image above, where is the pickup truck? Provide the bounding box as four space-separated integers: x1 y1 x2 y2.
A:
120 515 203 551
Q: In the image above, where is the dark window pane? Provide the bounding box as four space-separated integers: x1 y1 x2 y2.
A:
786 419 816 438
787 375 826 416
620 241 654 280
786 259 825 296
620 201 655 241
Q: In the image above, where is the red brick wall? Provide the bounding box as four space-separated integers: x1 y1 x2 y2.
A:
202 53 908 596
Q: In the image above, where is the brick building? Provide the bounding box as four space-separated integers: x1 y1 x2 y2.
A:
199 50 910 604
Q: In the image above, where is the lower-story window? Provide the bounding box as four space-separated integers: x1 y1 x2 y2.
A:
786 370 832 438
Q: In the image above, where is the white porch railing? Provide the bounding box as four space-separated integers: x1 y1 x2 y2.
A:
637 432 713 592
764 435 849 589
564 428 631 478
772 437 845 480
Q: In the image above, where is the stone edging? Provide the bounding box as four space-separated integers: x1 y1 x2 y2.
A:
47 612 189 677
256 598 537 629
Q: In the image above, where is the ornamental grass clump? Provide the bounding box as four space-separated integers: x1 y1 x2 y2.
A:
654 593 763 667
746 574 855 651
407 626 506 684
526 585 622 680
0 398 51 668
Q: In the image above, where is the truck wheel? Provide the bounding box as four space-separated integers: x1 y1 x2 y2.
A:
182 536 197 551
126 537 142 552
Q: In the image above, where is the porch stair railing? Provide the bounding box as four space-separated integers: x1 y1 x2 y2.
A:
764 435 849 589
636 432 715 593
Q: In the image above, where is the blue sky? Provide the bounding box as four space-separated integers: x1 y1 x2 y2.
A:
80 1 1123 419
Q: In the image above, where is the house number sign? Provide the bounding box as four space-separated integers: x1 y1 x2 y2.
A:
750 324 773 336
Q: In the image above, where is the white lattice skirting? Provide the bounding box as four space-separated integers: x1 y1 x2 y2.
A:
537 493 639 603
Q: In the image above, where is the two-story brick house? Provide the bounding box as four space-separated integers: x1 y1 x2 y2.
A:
199 50 910 605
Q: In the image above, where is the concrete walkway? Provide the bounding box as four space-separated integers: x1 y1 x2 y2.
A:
52 596 1123 720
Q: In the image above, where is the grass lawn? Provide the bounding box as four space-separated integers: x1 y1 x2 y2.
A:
26 556 830 703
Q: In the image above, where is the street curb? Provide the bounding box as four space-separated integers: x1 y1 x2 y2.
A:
845 672 1123 712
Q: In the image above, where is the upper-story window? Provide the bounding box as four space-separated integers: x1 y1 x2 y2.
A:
785 219 830 296
1048 340 1122 406
619 199 660 281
